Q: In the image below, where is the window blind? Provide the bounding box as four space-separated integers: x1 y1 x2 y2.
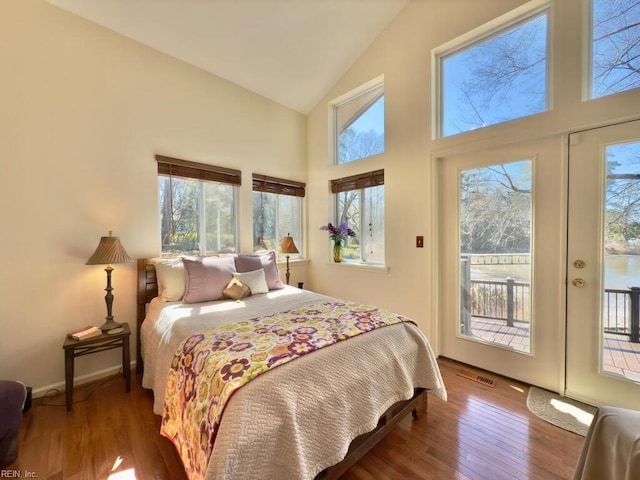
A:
252 174 306 197
330 169 384 193
156 155 241 186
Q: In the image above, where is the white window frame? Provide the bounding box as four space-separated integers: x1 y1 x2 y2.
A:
158 175 239 256
329 75 385 165
432 0 551 139
334 186 385 265
330 169 385 266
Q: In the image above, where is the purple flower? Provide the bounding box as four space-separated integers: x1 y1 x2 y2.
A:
320 222 356 243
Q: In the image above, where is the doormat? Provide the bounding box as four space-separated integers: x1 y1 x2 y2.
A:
456 369 496 387
526 387 596 436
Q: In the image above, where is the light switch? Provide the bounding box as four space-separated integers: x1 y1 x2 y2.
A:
416 236 424 248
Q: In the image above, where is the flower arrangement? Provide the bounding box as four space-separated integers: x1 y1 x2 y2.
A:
321 222 355 263
320 222 356 244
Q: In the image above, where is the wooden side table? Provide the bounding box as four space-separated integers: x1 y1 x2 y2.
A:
62 323 131 411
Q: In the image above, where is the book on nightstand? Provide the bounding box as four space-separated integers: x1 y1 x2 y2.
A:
67 325 102 341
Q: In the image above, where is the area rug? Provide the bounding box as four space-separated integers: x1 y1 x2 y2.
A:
526 387 596 436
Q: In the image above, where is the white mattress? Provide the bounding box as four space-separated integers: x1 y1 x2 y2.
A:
141 286 446 480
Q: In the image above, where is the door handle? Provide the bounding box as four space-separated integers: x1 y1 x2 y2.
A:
572 278 585 288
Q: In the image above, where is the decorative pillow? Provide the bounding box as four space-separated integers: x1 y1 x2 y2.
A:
222 277 251 301
151 258 186 302
182 256 236 304
235 251 284 290
232 269 269 295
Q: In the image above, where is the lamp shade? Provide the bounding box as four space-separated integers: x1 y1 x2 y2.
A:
86 231 132 265
280 236 299 255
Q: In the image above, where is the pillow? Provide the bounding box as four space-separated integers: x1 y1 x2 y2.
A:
235 251 284 290
151 258 186 302
182 256 236 303
233 269 269 295
222 277 251 301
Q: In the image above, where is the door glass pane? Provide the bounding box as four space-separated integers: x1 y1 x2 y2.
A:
459 160 533 353
603 140 640 381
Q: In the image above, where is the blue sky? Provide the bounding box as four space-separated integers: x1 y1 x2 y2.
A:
442 13 548 137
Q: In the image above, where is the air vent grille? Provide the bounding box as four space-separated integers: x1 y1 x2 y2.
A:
456 369 496 387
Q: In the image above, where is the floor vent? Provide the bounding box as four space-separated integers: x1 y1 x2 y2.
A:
456 370 496 387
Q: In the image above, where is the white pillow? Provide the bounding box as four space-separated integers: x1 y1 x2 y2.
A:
151 258 186 302
233 269 268 295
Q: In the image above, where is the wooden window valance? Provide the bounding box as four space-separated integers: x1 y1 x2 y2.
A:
156 155 241 186
330 169 384 193
252 174 306 197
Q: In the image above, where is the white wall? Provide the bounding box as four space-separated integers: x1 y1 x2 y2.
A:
306 0 640 347
0 0 308 394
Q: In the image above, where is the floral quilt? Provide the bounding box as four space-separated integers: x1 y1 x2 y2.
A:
160 300 411 480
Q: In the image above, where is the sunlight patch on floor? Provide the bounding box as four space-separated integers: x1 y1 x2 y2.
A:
108 468 136 480
550 398 594 426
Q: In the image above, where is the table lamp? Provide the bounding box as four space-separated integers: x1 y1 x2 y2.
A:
279 234 299 285
86 231 132 331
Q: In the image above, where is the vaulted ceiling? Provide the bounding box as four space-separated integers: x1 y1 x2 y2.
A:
45 0 408 113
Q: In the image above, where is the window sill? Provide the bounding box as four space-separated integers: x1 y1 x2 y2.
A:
326 261 389 273
276 258 310 266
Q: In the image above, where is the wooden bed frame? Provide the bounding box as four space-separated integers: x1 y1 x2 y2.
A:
135 258 428 479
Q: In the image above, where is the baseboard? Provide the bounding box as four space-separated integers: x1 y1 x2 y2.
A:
31 361 137 399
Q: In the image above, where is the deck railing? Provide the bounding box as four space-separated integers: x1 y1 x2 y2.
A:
462 276 640 343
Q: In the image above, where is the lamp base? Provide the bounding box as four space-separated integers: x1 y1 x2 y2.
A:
99 319 123 332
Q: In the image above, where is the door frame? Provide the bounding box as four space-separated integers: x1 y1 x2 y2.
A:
565 118 640 408
436 136 568 393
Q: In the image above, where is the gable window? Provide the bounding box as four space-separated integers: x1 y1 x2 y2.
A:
333 82 384 164
331 170 385 264
591 0 640 99
437 3 549 137
156 155 239 256
252 174 304 258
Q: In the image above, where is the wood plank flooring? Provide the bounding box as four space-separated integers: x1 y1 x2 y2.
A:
472 315 640 381
9 357 585 479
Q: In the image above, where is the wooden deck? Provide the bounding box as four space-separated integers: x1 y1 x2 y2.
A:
468 316 640 380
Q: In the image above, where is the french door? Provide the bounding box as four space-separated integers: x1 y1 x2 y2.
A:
566 120 640 408
439 121 640 407
438 137 566 391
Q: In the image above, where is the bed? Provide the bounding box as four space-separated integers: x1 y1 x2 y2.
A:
136 255 446 480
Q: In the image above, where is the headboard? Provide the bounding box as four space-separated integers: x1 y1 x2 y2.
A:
136 258 158 373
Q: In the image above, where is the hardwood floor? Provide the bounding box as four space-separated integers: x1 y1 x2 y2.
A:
10 357 585 479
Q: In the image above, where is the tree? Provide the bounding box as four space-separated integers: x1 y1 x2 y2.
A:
593 0 640 97
448 0 640 134
460 161 532 254
448 13 547 134
605 141 640 252
159 176 198 253
338 128 384 164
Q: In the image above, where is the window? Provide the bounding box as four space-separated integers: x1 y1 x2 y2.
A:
591 0 640 98
333 83 384 164
252 174 304 258
156 155 239 256
459 160 532 353
331 170 385 264
438 5 549 137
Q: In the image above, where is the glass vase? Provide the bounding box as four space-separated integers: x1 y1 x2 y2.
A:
333 241 344 263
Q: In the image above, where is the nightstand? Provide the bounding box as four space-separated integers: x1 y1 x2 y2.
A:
62 323 131 411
